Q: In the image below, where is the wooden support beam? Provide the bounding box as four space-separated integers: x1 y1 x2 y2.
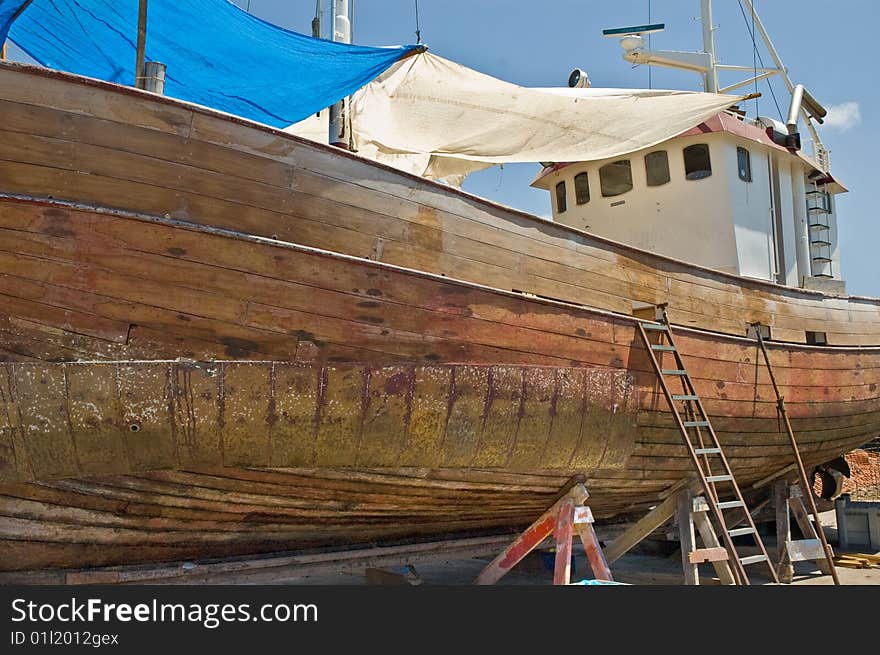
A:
677 489 699 585
574 505 614 581
835 495 849 550
475 483 589 585
692 509 737 585
789 493 832 574
775 479 794 582
687 547 729 564
752 464 797 490
604 493 677 564
786 539 824 562
553 497 575 585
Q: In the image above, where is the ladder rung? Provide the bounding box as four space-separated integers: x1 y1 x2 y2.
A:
651 344 676 351
706 474 733 483
643 323 668 331
716 500 745 510
683 421 709 428
694 447 721 455
740 554 769 566
729 527 756 537
672 394 699 401
662 370 687 376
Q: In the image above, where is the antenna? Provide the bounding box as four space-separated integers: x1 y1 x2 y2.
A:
601 0 827 160
602 24 665 37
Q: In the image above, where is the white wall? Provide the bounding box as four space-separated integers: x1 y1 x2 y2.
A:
791 171 810 285
726 141 774 280
540 130 838 287
548 134 740 275
776 160 798 286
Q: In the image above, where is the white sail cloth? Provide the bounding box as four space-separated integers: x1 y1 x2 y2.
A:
347 52 745 184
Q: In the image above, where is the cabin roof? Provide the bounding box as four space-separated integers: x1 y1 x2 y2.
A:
532 111 848 193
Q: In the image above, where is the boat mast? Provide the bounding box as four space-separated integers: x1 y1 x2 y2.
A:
604 0 828 165
135 0 148 88
328 0 352 149
737 0 825 156
700 0 718 93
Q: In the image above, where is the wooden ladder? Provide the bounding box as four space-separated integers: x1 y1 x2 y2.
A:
636 308 779 585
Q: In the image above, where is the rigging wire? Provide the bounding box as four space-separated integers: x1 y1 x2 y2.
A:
736 0 784 120
414 0 421 44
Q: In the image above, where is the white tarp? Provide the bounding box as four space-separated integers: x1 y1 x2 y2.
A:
346 52 745 184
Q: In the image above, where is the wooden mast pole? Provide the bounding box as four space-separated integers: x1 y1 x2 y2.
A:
328 0 351 148
135 0 148 88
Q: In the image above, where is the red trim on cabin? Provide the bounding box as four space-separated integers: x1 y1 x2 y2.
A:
532 111 844 190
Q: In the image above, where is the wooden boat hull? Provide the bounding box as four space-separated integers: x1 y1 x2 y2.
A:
0 63 878 573
1 61 879 346
0 198 877 572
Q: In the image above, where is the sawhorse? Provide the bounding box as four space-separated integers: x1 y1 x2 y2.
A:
676 489 738 585
475 482 613 585
774 479 834 582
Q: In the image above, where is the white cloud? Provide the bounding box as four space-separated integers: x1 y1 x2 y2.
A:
823 102 862 131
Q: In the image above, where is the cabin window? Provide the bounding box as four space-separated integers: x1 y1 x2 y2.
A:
555 181 567 213
806 331 827 346
683 144 712 180
645 151 670 187
737 147 752 182
574 172 591 205
599 160 633 197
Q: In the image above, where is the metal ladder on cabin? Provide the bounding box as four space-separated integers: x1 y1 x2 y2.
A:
637 308 779 585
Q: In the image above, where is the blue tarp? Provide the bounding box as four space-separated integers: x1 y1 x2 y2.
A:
0 0 28 43
2 0 420 126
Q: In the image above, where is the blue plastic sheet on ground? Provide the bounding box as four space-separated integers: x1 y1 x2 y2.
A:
2 0 420 126
573 579 628 585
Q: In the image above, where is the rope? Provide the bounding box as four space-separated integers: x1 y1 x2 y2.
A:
414 0 421 44
736 0 784 120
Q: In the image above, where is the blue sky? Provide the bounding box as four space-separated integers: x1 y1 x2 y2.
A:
9 1 878 295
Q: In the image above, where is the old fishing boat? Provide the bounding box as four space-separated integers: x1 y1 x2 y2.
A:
0 0 877 576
